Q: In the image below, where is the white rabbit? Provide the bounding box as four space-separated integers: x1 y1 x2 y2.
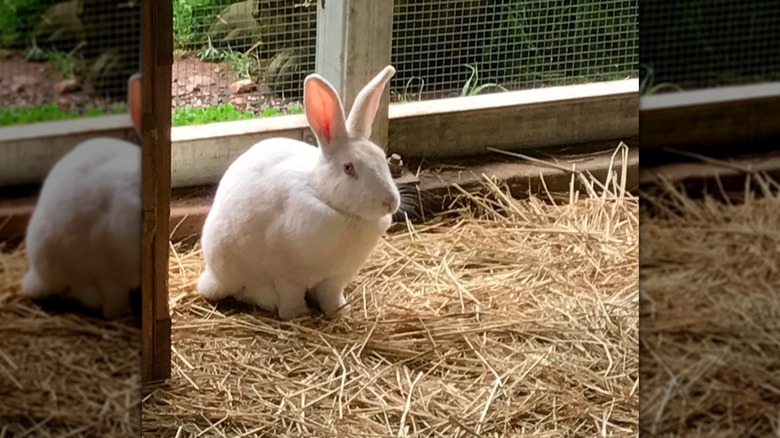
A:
198 65 400 320
21 74 142 319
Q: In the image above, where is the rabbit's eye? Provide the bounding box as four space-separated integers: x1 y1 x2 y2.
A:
344 162 356 177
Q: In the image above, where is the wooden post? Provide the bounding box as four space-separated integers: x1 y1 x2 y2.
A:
315 0 394 150
141 0 173 384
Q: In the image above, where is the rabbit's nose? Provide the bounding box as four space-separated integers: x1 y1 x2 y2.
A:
383 196 399 213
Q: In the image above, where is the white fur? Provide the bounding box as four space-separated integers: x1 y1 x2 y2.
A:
22 74 141 319
198 66 400 320
23 139 141 318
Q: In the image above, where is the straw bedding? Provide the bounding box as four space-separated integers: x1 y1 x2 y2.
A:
0 249 141 436
640 174 780 436
143 172 639 436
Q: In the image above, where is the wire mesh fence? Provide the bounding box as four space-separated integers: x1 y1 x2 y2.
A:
171 0 638 126
640 0 780 95
0 0 141 126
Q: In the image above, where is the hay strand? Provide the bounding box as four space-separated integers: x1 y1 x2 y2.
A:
640 168 780 435
0 247 140 436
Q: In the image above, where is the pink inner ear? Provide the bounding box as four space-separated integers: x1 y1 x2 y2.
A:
321 120 331 143
308 83 336 144
129 76 142 132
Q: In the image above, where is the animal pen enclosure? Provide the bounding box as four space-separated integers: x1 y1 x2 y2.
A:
639 1 780 435
140 0 640 435
0 0 638 435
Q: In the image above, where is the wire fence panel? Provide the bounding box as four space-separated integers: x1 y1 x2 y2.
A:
641 0 780 94
0 0 141 126
170 0 638 126
171 0 314 126
391 0 638 101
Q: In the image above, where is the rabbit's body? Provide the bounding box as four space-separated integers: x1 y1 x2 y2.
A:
23 138 141 318
200 139 392 319
22 74 142 319
199 66 400 320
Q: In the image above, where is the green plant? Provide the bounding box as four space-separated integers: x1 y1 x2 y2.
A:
0 103 108 126
1 0 59 48
172 103 254 126
259 103 303 117
287 103 303 115
173 0 196 47
111 102 128 114
222 49 254 78
198 35 222 62
47 49 78 78
460 64 508 96
173 0 233 49
396 77 425 102
172 103 304 127
23 36 46 61
640 64 683 95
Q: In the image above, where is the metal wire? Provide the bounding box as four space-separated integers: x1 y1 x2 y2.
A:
391 0 638 101
641 0 780 93
170 0 638 121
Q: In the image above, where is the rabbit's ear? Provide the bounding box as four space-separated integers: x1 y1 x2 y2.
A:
127 74 142 136
304 74 348 155
346 65 396 139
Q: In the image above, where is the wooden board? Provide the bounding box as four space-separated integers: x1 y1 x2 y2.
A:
640 151 780 200
0 142 640 244
640 83 780 151
0 116 136 187
315 0 394 149
141 0 173 384
390 79 638 158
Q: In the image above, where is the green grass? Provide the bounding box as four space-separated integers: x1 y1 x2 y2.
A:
1 101 305 127
0 103 119 126
171 103 303 127
460 64 508 96
173 0 232 49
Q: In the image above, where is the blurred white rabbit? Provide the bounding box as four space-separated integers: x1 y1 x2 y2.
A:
22 74 142 319
198 66 400 320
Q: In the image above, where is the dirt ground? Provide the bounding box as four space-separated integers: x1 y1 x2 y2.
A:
0 54 293 116
171 56 274 113
0 57 121 114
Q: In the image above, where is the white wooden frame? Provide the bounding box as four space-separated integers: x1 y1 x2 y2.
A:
0 79 639 188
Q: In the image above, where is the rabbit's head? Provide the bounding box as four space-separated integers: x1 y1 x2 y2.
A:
305 66 400 221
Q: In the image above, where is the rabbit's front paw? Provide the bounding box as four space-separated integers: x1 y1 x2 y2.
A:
21 270 57 300
197 269 234 301
313 277 351 317
277 303 310 320
276 281 310 320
